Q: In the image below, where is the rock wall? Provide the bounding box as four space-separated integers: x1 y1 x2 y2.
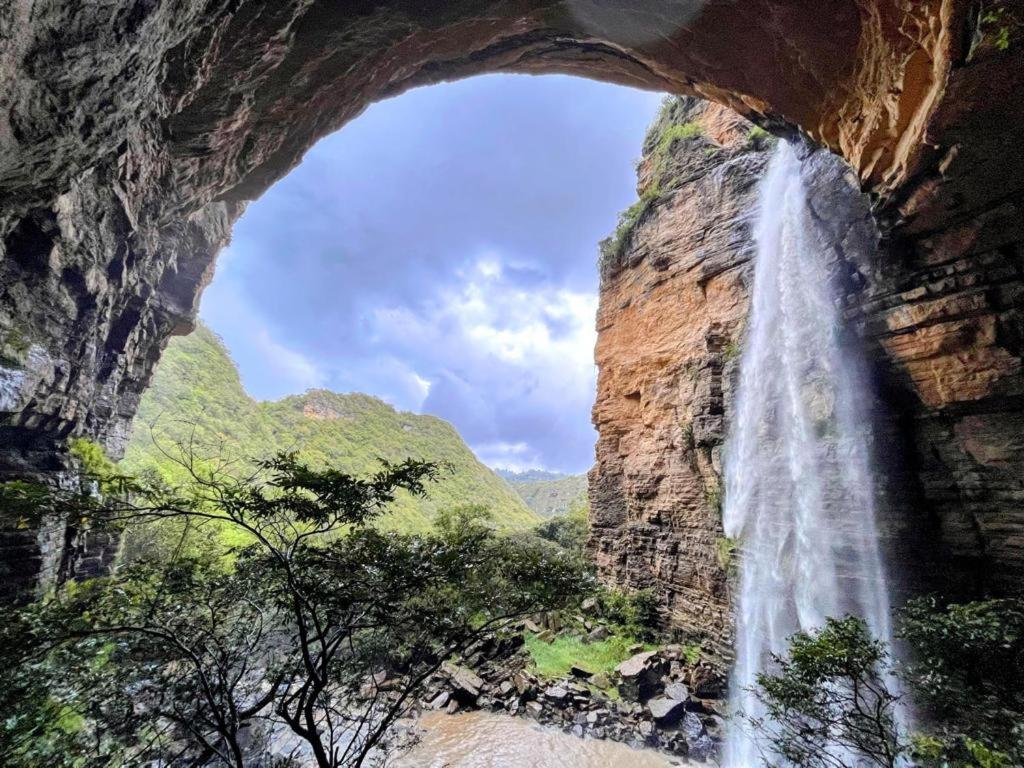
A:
589 95 1023 660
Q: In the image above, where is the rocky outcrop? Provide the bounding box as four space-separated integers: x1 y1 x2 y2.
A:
418 622 724 761
589 93 1023 656
0 2 1022 598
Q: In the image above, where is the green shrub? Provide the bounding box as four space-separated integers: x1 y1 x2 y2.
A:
598 184 662 272
746 125 776 150
899 596 1024 761
715 536 737 572
747 616 906 767
656 121 703 154
597 587 660 641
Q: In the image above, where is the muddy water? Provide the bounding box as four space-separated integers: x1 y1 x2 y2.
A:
396 711 685 768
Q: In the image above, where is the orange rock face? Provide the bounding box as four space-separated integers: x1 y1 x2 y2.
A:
591 96 1024 658
589 101 767 661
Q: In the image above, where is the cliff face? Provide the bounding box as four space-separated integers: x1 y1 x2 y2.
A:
589 97 1023 660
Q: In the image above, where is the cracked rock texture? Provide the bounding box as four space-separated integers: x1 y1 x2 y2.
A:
0 1 1022 600
590 95 1022 662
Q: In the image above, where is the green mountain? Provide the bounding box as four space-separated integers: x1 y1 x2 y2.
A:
122 323 539 532
499 470 589 519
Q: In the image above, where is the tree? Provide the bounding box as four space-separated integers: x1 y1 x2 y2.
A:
1 448 590 767
533 495 589 553
744 616 907 768
899 597 1024 766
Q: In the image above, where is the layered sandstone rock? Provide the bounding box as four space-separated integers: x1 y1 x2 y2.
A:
590 94 1023 660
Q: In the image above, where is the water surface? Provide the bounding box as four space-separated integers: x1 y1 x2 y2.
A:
396 711 685 768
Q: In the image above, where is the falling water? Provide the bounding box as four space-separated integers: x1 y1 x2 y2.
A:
722 142 895 767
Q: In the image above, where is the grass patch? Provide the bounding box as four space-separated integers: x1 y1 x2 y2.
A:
598 185 661 272
524 633 654 681
716 536 738 573
705 484 723 518
656 121 703 154
746 125 776 151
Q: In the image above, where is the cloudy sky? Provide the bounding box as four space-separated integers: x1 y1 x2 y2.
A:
200 74 662 474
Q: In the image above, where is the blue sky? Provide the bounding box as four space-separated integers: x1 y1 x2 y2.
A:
200 74 662 474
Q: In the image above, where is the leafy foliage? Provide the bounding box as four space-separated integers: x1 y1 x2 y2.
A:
598 185 662 272
595 587 661 642
899 597 1024 764
745 600 1024 768
746 616 906 768
533 494 589 553
0 452 589 768
122 323 538 534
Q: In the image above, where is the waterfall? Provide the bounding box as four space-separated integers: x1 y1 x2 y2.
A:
722 142 896 766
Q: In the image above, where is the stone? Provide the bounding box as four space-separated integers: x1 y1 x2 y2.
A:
647 697 687 725
616 650 658 678
664 682 690 701
616 651 667 702
544 686 569 704
427 691 449 710
587 626 610 642
689 665 725 699
581 597 598 612
590 672 611 690
440 662 484 701
570 665 594 679
512 672 535 697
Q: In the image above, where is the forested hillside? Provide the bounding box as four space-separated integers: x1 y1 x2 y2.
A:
123 323 539 532
499 470 589 519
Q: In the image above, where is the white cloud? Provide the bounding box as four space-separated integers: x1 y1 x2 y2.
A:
366 252 598 471
251 327 326 392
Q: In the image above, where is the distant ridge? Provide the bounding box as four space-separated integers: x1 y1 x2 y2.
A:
497 468 570 483
499 469 589 519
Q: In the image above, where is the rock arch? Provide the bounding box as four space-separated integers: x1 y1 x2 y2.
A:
1 1 1021 599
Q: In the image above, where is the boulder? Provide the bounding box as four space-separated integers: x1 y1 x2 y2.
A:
544 685 569 704
616 651 666 701
428 691 449 710
441 662 484 701
587 626 610 642
590 672 611 689
616 650 658 678
570 664 594 679
689 664 725 698
664 681 689 701
647 696 687 725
